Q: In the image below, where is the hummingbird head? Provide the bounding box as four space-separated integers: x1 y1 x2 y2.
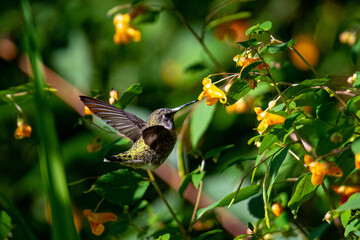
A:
146 100 198 130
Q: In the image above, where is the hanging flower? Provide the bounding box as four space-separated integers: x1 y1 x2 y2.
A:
83 209 118 236
109 89 119 105
113 13 141 45
271 203 284 217
253 107 285 134
198 78 227 106
233 55 268 72
332 185 360 205
14 121 32 140
355 152 360 170
304 154 343 186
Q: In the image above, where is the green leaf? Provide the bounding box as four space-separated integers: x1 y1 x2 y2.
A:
345 218 360 237
259 21 272 31
94 169 149 206
340 210 351 227
284 112 301 130
0 82 35 105
263 147 288 227
0 211 12 240
237 39 258 48
240 61 263 79
288 173 317 215
285 78 329 98
190 101 216 148
204 144 234 159
206 11 251 30
197 184 261 219
268 38 296 53
156 233 170 240
337 193 360 211
118 83 143 109
192 172 205 189
352 72 360 88
225 80 251 106
178 174 192 197
347 95 360 115
259 124 286 154
351 137 360 155
132 9 160 24
245 21 272 35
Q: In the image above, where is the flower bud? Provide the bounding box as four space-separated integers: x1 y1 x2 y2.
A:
271 203 283 217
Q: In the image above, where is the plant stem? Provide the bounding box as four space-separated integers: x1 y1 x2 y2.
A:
321 183 343 236
170 0 225 72
147 170 189 239
188 158 205 232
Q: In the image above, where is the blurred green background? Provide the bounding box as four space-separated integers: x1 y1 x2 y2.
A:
1 0 360 239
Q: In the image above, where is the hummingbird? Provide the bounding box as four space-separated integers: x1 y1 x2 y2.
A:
80 96 197 170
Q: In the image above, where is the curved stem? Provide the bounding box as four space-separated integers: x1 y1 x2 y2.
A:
188 158 205 232
147 170 189 239
170 0 225 72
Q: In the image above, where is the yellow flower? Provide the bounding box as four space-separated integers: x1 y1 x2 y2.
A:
355 152 360 170
83 209 118 236
253 107 285 134
304 154 343 186
14 122 32 140
233 55 268 71
113 13 141 45
198 78 227 106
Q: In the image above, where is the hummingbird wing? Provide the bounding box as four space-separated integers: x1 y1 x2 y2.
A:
80 96 145 142
142 126 174 153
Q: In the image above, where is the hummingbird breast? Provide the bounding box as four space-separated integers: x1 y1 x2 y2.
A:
115 128 177 170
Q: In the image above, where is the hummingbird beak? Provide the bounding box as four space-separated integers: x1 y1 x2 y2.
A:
171 99 198 113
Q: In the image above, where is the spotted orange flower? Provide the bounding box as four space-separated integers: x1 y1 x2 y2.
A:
198 78 227 106
304 154 343 186
355 152 360 170
113 13 141 45
271 203 284 217
332 185 360 205
83 209 118 236
14 122 32 140
233 55 268 73
253 107 285 134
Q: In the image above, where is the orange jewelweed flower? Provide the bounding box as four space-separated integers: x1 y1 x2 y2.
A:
198 78 227 106
109 89 119 105
83 209 118 236
233 55 268 72
113 13 141 45
253 107 285 134
332 185 360 205
271 203 284 217
14 122 32 140
304 154 343 186
355 152 360 169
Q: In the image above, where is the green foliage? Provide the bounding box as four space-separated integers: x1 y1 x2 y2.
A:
118 83 143 109
94 169 149 206
0 211 12 240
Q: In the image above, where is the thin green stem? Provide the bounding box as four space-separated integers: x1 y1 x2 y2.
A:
147 170 189 240
170 0 225 72
321 183 343 237
188 159 205 232
271 36 321 78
